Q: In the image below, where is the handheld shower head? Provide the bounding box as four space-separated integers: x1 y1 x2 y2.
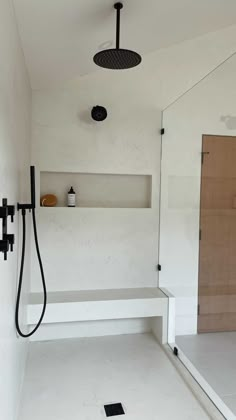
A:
16 165 47 337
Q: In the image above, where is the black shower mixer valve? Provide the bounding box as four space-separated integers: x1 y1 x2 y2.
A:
3 234 15 251
0 198 15 260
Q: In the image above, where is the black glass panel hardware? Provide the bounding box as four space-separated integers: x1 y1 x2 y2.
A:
0 198 15 260
173 346 179 356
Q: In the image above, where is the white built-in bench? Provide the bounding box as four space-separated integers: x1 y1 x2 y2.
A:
28 288 175 343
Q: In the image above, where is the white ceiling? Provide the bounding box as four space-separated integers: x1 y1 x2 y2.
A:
13 0 236 89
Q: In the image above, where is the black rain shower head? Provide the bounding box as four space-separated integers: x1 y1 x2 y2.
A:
93 2 142 70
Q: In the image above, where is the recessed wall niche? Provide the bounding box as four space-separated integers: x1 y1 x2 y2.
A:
40 172 152 208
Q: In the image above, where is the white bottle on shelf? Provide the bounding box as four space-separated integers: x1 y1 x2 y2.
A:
67 186 76 207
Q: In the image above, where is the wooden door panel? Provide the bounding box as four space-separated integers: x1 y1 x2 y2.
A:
201 178 236 209
200 295 236 314
201 136 236 178
198 313 236 333
198 135 236 333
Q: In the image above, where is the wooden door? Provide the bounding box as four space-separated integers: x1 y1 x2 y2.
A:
198 135 236 333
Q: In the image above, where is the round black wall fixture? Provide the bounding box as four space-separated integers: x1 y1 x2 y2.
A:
91 106 108 121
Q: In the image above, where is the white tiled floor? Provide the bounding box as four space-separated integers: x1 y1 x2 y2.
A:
177 332 236 417
19 333 211 420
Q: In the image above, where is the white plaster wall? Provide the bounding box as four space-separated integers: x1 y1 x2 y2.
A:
159 53 236 336
0 1 31 419
31 74 162 292
137 24 236 110
31 24 236 294
33 208 159 291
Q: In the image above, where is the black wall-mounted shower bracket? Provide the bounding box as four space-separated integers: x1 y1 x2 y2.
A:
17 166 36 215
0 198 15 260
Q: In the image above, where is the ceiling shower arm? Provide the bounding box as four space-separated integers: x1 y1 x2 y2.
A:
115 2 123 50
116 5 120 49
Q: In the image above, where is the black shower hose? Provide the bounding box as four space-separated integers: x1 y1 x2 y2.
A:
15 208 47 337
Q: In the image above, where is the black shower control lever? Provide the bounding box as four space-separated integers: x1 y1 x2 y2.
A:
0 198 15 260
7 205 15 222
4 234 15 251
0 239 9 260
0 206 8 219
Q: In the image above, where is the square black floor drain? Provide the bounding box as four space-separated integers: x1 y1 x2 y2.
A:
104 403 125 417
